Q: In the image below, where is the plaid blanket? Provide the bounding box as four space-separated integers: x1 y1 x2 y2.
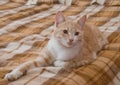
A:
0 0 120 85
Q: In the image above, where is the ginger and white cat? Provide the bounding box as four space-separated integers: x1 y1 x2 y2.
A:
4 12 107 81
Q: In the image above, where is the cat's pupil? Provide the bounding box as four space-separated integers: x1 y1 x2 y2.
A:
75 32 79 35
63 30 68 34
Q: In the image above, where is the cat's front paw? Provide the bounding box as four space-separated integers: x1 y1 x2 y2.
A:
54 60 69 68
4 70 23 81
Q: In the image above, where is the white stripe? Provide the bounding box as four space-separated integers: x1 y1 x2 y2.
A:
12 44 32 54
26 0 38 5
0 0 9 5
113 73 120 85
69 5 104 21
87 5 104 17
0 5 35 17
0 4 68 35
99 14 120 38
0 32 48 60
91 0 106 5
1 42 20 52
69 5 98 19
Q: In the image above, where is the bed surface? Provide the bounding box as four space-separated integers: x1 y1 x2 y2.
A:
0 0 120 85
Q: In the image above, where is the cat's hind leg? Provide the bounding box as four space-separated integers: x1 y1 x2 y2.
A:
4 49 54 81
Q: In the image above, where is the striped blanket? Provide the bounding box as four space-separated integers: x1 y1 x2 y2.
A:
0 0 120 85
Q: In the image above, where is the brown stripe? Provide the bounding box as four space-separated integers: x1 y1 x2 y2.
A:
24 74 40 85
0 4 51 28
10 0 26 4
43 56 51 65
90 51 119 85
111 32 120 43
24 68 46 85
56 72 80 85
89 62 111 85
33 61 39 67
0 2 23 10
104 43 120 51
84 49 119 84
87 6 120 26
42 69 72 85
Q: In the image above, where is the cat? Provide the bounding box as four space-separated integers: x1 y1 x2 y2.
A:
26 0 77 6
4 11 107 81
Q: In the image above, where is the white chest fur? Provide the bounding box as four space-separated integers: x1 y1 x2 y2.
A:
47 37 81 61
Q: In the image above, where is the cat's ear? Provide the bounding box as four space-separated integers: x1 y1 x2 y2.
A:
77 15 86 28
56 11 65 26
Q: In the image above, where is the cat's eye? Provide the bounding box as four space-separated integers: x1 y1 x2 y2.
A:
63 30 68 34
75 32 79 36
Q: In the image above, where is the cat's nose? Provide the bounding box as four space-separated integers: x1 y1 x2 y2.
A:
69 39 73 42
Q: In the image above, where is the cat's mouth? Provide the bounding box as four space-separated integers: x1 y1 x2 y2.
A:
65 41 75 47
67 42 73 45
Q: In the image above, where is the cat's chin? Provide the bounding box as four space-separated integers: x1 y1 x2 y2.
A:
62 43 75 48
65 45 74 48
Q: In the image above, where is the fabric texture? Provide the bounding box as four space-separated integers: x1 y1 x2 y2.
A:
0 0 120 85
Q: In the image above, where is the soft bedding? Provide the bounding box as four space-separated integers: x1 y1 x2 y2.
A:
0 0 120 85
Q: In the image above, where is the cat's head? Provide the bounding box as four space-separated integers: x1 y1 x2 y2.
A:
53 11 86 47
